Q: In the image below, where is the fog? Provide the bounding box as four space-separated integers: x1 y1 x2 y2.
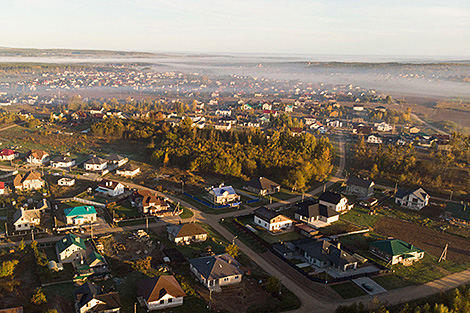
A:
1 53 469 99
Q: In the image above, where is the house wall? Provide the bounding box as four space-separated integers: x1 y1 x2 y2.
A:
254 216 270 230
22 180 44 191
14 222 32 231
174 234 208 245
147 296 183 311
346 185 373 197
396 194 429 210
217 274 242 287
58 246 86 263
85 163 107 171
66 214 96 225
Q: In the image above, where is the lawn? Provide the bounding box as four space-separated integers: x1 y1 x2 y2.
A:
372 275 415 290
330 281 368 299
110 200 141 218
256 229 304 244
341 206 380 228
179 206 194 219
181 195 240 215
219 218 267 253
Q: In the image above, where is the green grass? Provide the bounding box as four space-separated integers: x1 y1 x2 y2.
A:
117 219 147 227
341 205 380 228
256 230 304 244
372 275 415 290
330 281 368 299
181 195 240 215
111 200 141 218
179 206 194 219
390 254 448 285
219 218 267 253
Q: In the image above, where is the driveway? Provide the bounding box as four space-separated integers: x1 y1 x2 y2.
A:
352 277 387 295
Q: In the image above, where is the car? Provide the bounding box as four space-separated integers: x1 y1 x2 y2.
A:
361 283 373 292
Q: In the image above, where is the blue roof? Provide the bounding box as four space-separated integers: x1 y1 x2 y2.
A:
212 186 237 197
64 206 97 217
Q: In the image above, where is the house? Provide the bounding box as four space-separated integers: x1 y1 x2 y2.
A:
96 180 125 197
0 181 4 195
375 121 393 132
50 156 75 168
106 154 128 167
58 177 75 186
189 253 243 291
167 223 208 245
56 233 87 263
353 104 364 111
395 188 429 210
215 109 232 116
134 190 169 215
346 177 375 198
13 207 43 231
327 120 343 128
137 276 186 311
290 127 304 136
208 185 240 205
353 125 373 136
64 206 97 225
89 107 105 115
0 308 23 313
294 199 339 225
83 157 107 172
244 177 280 196
73 251 110 280
214 123 231 131
369 239 424 265
26 149 49 165
285 105 293 113
253 207 293 232
0 148 18 160
367 134 383 144
74 281 121 313
292 239 359 271
318 191 350 212
13 171 45 191
116 163 140 177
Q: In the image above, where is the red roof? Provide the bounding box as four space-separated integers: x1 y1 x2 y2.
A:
0 149 15 156
0 182 4 189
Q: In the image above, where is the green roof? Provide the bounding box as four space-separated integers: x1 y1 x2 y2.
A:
370 239 424 256
64 206 97 217
446 201 470 222
56 233 86 253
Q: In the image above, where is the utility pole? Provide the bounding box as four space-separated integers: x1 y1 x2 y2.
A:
232 236 238 245
146 216 148 230
450 190 453 201
5 222 7 237
134 302 137 313
31 228 34 241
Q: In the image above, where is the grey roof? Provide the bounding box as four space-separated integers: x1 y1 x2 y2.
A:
51 156 73 163
84 156 106 165
347 177 374 188
106 154 127 162
395 188 428 201
319 191 343 205
189 253 243 280
245 177 280 191
253 206 279 221
74 282 101 309
295 199 339 219
293 239 358 267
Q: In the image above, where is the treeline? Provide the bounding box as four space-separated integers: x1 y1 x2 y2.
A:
352 134 470 193
369 108 412 125
91 117 334 188
336 285 470 313
0 63 94 74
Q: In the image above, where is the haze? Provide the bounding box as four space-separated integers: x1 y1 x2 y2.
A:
2 0 470 57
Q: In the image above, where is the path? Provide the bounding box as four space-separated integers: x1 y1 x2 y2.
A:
411 113 450 136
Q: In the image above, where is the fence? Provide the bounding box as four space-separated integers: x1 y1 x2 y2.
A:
72 197 106 208
184 192 236 209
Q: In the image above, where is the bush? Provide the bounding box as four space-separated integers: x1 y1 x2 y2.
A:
0 260 19 277
31 288 47 305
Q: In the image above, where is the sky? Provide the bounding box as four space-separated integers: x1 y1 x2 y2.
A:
2 0 470 57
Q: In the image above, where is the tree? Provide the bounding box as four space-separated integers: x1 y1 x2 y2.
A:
31 288 47 305
0 260 19 277
19 239 25 251
225 244 239 258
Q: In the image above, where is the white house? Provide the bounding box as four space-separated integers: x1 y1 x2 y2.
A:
375 121 393 132
367 134 383 144
189 254 243 291
13 207 43 231
74 282 121 313
26 149 49 165
395 188 430 210
215 109 232 116
64 206 97 225
83 157 107 171
167 223 208 245
116 163 140 177
13 171 45 191
370 239 425 265
253 207 293 232
0 149 18 160
137 276 186 311
106 154 128 167
208 185 240 205
58 177 75 186
318 191 350 212
294 200 340 225
56 234 87 263
50 156 75 168
96 180 125 197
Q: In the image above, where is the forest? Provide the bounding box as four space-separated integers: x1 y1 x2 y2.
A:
91 117 334 189
352 132 470 196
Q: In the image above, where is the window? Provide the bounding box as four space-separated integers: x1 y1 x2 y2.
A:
160 300 164 304
168 298 172 303
235 275 239 279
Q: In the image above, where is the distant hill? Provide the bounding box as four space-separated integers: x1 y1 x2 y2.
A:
0 46 157 57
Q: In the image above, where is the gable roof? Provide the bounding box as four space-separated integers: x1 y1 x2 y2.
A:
395 188 428 201
293 239 359 267
347 177 374 189
64 206 97 217
189 253 243 280
319 191 344 205
210 186 237 197
13 171 44 187
74 282 121 311
106 154 127 162
369 239 424 256
138 276 186 303
295 199 339 219
28 149 48 160
13 208 42 225
97 179 123 190
168 223 208 238
84 156 107 165
0 149 16 156
245 177 280 191
56 233 86 253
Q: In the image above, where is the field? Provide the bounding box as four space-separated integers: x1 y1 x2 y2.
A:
374 216 470 264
